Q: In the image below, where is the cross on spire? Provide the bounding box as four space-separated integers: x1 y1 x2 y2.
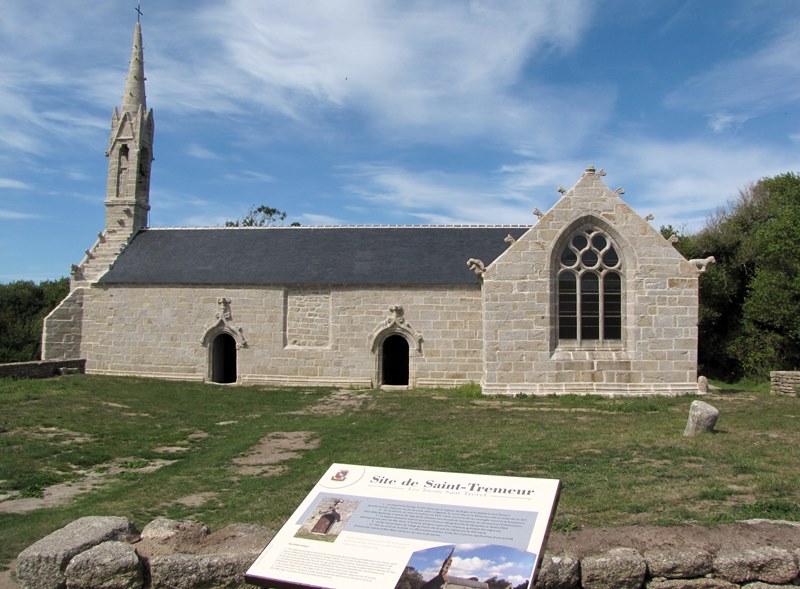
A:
136 1 143 22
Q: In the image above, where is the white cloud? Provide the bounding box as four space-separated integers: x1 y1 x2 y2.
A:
341 163 537 225
145 0 610 152
224 170 275 183
339 136 799 233
707 113 751 133
187 144 221 160
0 178 32 190
0 209 39 219
666 21 800 119
67 171 91 182
451 556 495 576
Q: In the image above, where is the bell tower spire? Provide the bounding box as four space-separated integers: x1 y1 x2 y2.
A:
104 19 154 242
71 17 155 285
121 22 147 114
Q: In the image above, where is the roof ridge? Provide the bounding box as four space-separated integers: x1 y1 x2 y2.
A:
144 224 532 231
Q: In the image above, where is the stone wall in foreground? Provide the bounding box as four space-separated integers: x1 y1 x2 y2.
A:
770 371 800 397
15 516 800 589
0 359 85 380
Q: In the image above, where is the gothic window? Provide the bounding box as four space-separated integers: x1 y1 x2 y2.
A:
557 228 622 343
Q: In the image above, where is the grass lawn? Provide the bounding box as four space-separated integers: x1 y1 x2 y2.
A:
1 375 798 568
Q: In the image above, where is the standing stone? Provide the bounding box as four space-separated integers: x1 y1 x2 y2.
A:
16 516 138 589
65 541 143 589
683 401 719 436
580 547 646 589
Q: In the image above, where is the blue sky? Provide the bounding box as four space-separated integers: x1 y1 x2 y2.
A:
2 0 799 281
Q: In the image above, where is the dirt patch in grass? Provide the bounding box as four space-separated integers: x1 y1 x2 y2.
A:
153 446 189 454
232 431 319 476
5 426 92 445
0 458 177 514
175 492 219 507
287 389 373 416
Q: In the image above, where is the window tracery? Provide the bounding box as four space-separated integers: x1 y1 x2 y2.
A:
557 228 622 343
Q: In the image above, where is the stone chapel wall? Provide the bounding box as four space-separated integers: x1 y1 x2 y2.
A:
78 284 484 387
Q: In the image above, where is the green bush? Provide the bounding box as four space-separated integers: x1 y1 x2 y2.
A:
0 278 68 362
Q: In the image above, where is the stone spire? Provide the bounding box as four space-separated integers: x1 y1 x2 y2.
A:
103 19 154 234
72 20 155 286
121 22 147 113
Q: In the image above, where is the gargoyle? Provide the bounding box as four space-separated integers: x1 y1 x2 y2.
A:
689 256 716 273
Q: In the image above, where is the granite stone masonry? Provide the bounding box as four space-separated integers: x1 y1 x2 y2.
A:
16 518 800 589
0 359 85 380
16 516 138 589
770 372 800 397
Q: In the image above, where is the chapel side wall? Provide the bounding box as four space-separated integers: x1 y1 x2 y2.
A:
42 288 84 361
482 169 699 395
79 284 484 386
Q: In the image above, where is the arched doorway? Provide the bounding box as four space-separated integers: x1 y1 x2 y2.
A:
382 335 409 386
311 512 339 534
211 333 237 384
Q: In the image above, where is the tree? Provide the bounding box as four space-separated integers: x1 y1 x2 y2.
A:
0 278 69 362
225 205 299 227
688 172 800 379
659 224 695 260
395 566 424 589
486 576 514 589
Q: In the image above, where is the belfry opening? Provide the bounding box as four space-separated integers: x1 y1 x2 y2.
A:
211 333 237 384
382 335 409 386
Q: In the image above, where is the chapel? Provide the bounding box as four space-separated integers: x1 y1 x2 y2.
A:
43 22 704 395
418 547 498 589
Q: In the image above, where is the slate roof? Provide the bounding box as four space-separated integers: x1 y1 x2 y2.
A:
98 226 530 286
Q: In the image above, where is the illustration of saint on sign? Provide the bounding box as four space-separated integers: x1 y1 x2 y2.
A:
395 544 536 589
331 469 349 481
294 497 359 543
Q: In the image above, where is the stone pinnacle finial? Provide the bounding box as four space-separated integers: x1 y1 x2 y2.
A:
122 22 147 113
584 165 596 175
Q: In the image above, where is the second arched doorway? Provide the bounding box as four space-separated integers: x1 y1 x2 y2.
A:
211 333 237 384
382 335 409 386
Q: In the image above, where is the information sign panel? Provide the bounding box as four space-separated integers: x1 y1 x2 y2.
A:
246 463 561 589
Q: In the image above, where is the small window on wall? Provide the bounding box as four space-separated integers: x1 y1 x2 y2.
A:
557 228 622 344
